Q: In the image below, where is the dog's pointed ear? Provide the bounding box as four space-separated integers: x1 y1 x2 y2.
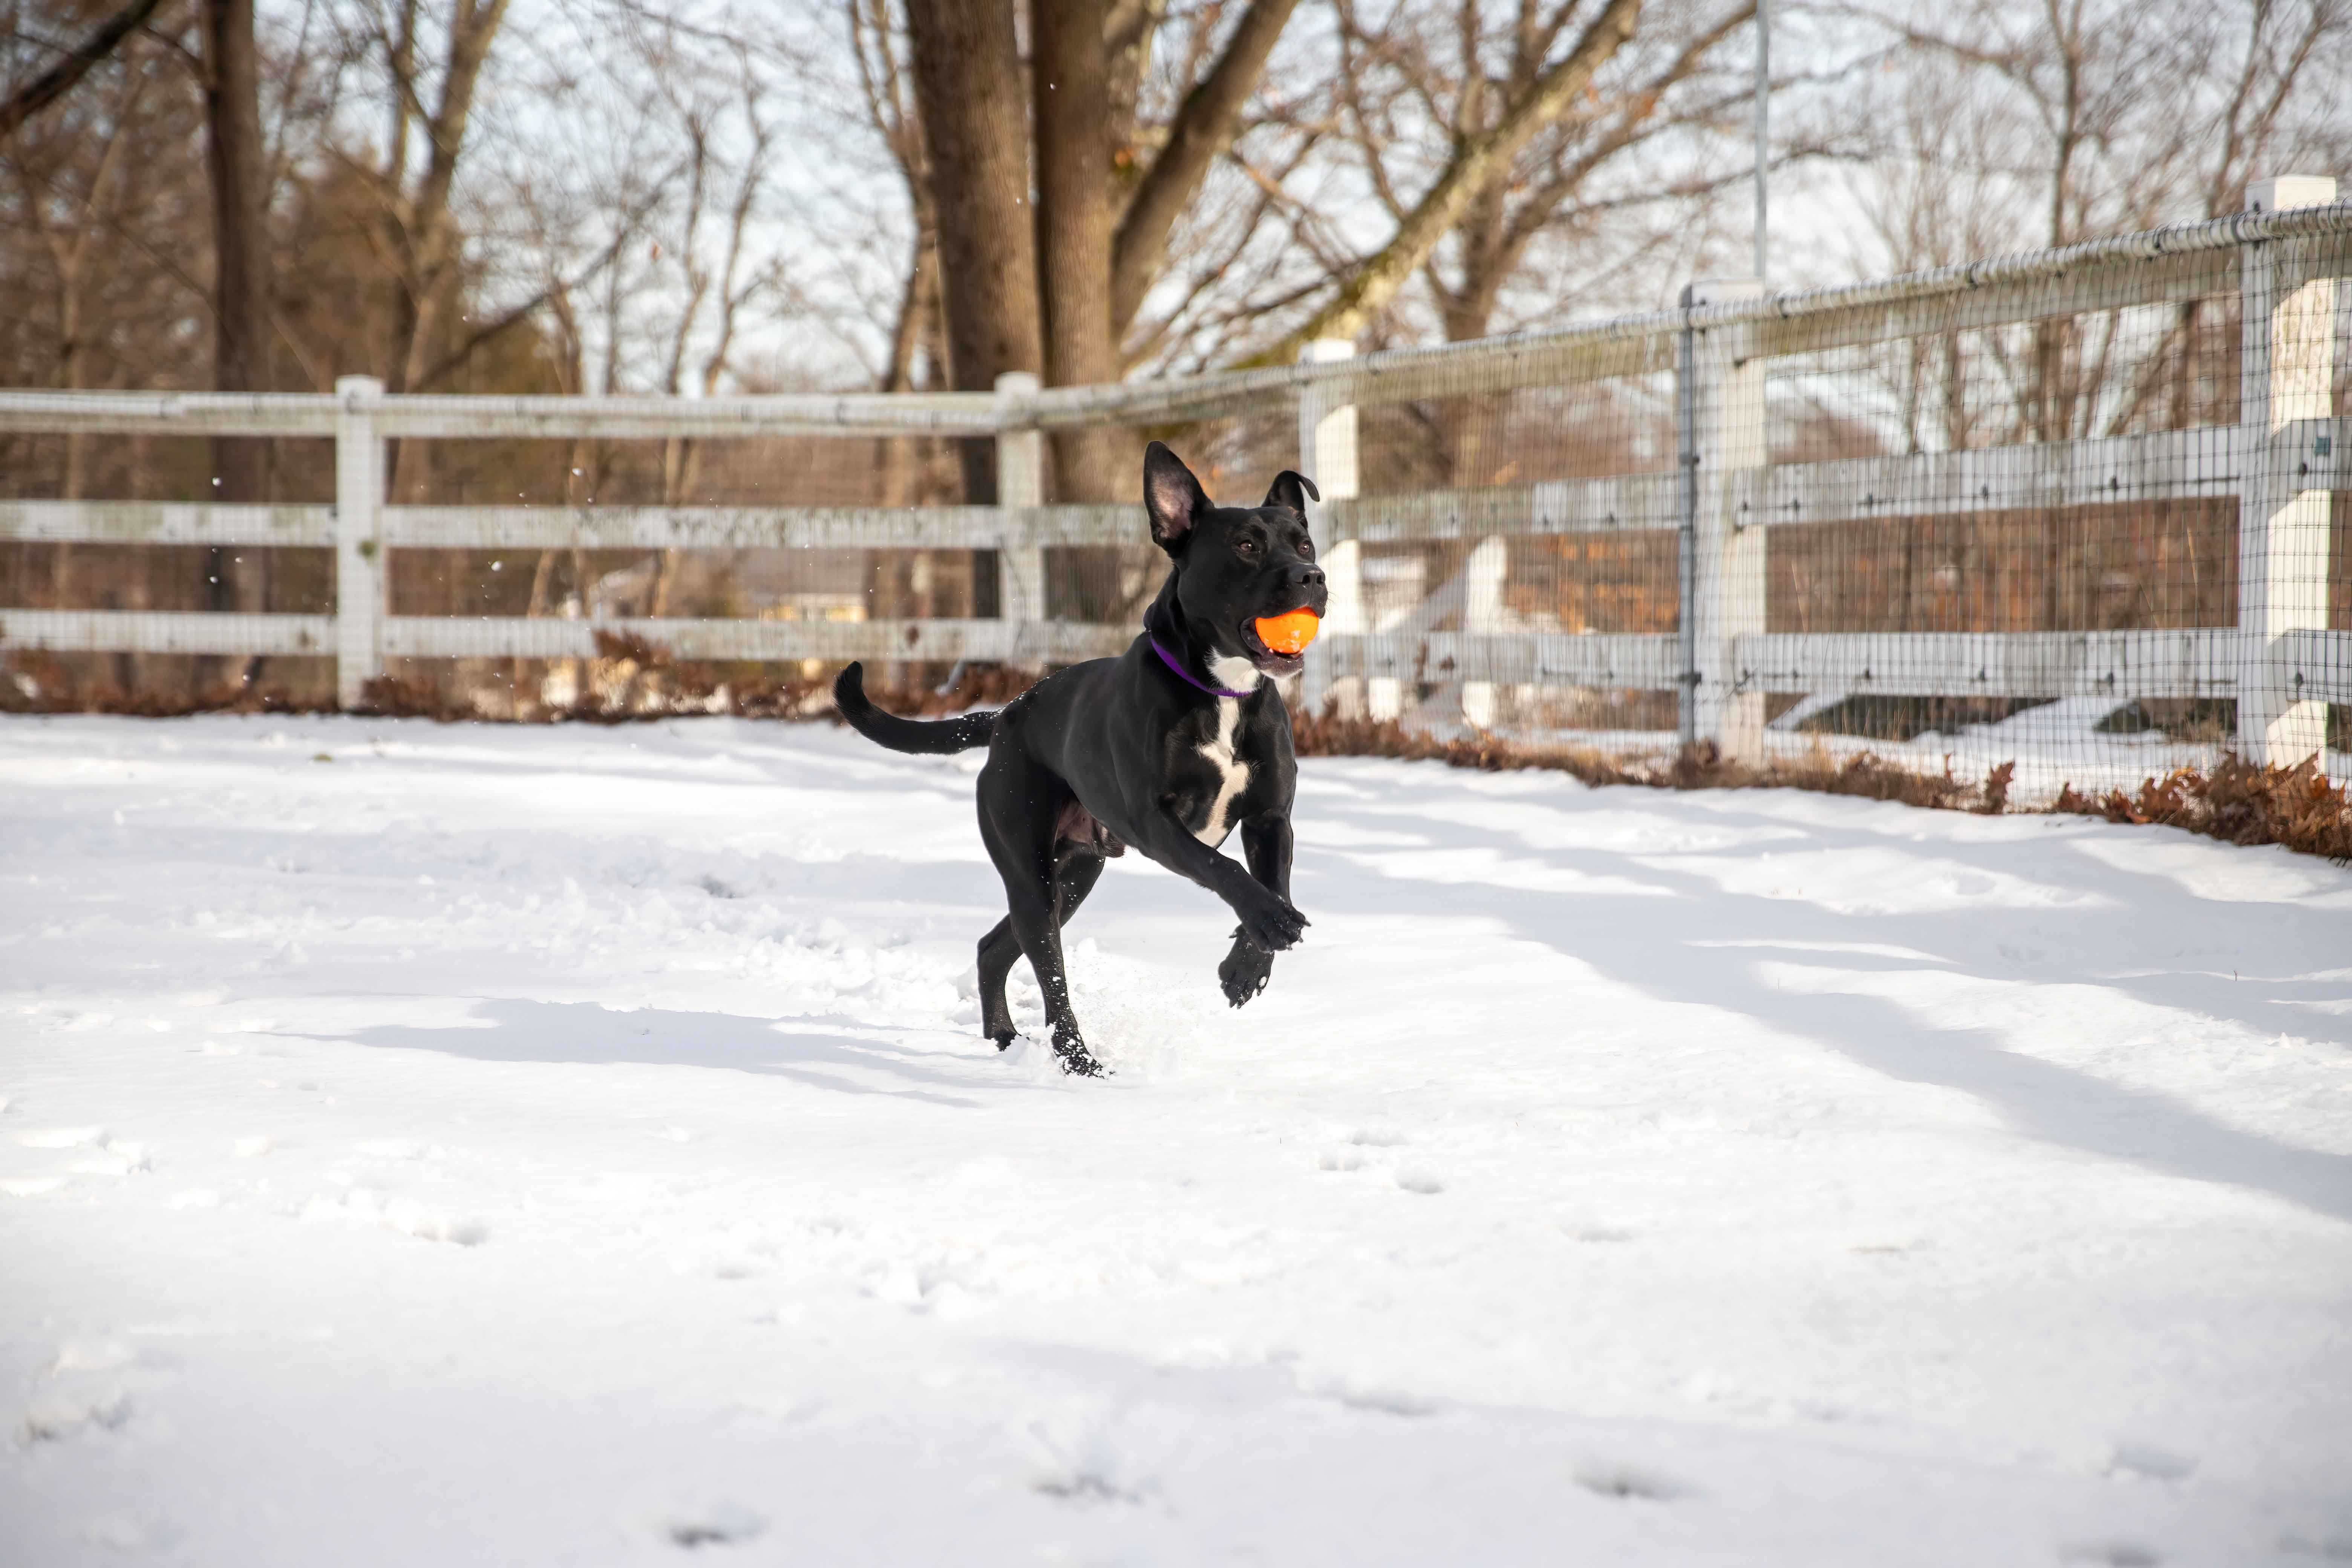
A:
1263 470 1320 516
1144 441 1210 555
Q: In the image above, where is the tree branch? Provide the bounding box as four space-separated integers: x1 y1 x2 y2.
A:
1110 0 1302 332
0 0 174 141
1251 0 1641 364
412 161 679 392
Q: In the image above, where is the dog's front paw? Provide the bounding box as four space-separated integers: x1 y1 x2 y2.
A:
1219 932 1273 1008
1235 887 1309 953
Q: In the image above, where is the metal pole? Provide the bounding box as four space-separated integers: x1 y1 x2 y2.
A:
1675 295 1699 749
1753 0 1769 283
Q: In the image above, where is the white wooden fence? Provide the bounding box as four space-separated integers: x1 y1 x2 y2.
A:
3 177 2346 767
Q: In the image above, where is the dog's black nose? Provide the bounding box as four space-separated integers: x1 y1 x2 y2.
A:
1288 564 1325 589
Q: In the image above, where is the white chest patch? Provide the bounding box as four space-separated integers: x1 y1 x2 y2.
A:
1207 652 1263 694
1195 697 1252 846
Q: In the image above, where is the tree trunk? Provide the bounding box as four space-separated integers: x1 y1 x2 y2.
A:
904 0 1040 503
873 227 938 671
201 0 273 690
1031 0 1130 504
1433 187 1513 486
58 270 89 500
382 0 513 502
877 218 939 507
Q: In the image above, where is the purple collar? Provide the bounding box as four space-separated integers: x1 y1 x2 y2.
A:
1150 635 1256 699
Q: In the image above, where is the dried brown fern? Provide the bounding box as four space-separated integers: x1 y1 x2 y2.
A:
2055 755 2350 863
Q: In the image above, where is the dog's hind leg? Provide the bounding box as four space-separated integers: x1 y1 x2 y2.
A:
977 761 1107 1077
1052 847 1106 924
1003 879 1104 1076
977 917 1020 1049
978 846 1103 1052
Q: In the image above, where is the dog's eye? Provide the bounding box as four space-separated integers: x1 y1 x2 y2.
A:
1236 536 1261 556
1299 537 1315 559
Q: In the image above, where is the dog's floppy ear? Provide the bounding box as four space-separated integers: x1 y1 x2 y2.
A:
1143 441 1210 555
1263 470 1320 516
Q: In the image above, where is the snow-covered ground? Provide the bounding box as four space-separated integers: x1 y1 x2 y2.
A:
3 713 2349 1566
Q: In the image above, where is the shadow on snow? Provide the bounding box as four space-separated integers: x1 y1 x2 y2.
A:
327 997 985 1108
1297 773 2352 1225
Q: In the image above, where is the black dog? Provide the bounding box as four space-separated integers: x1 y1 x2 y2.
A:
834 442 1327 1076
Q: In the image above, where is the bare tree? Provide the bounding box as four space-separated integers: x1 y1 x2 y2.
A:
2 0 216 701
846 0 943 497
6 56 145 499
337 0 515 498
1035 0 1308 496
1031 0 1125 499
201 0 273 659
1257 0 1644 362
1850 0 2350 247
644 60 786 611
897 0 1313 499
1844 0 2351 451
1272 0 1778 483
845 0 967 641
1107 0 1303 337
902 0 1038 503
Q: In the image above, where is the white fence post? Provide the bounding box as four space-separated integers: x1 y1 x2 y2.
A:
2237 175 2337 766
1294 340 1364 719
334 375 385 709
1677 279 1768 759
1461 536 1509 728
993 372 1047 645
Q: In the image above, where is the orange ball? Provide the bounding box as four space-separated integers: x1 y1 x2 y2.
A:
1255 609 1321 655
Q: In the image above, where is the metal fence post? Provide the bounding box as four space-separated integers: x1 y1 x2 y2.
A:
2236 175 2337 766
334 375 385 709
1295 339 1364 719
1676 278 1768 758
993 373 1047 651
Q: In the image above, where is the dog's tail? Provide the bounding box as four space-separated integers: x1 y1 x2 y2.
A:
832 661 998 755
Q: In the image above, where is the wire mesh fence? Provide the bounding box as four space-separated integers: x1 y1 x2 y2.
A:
1743 266 2257 795
2 188 2347 802
1285 195 2349 798
1305 372 1683 743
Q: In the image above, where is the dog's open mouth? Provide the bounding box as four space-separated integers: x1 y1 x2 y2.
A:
1238 616 1309 677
